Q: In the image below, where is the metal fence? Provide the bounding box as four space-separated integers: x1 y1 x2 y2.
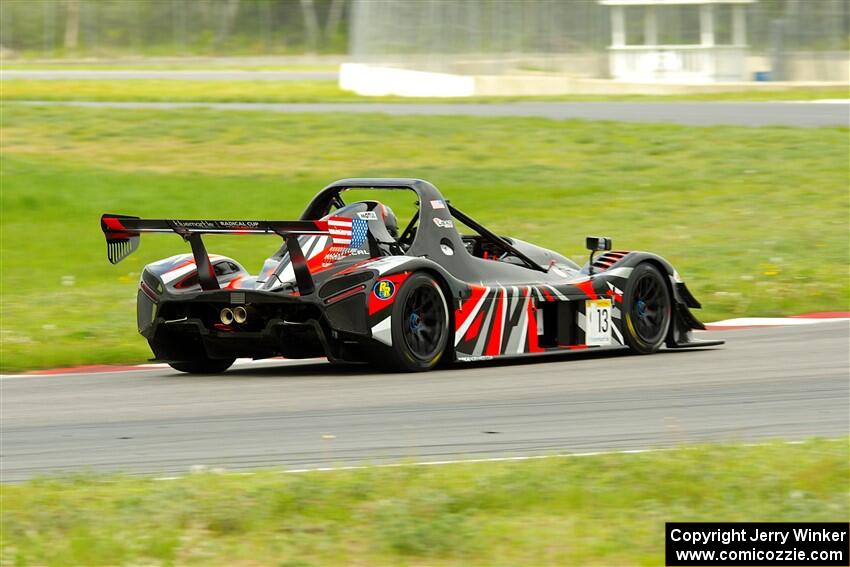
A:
1 0 845 81
0 0 349 57
349 0 849 81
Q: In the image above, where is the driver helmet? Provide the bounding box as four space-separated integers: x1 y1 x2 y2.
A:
379 204 399 239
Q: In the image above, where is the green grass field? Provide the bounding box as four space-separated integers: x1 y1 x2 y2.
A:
1 62 341 71
1 438 847 566
2 79 847 103
0 103 847 371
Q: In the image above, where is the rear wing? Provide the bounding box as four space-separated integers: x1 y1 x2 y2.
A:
101 214 330 294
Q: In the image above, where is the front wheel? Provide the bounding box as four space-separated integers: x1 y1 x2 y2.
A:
168 358 235 374
622 263 672 354
383 272 450 372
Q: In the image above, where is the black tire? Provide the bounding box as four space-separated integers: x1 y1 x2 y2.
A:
168 358 235 374
384 272 450 372
622 263 672 354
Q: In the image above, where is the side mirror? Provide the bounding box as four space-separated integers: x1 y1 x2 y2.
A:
586 236 612 252
586 236 612 275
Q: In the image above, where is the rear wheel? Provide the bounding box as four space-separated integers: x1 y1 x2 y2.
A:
168 357 235 374
622 263 671 354
384 272 450 372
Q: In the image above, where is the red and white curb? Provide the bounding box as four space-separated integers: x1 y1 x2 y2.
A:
3 312 847 378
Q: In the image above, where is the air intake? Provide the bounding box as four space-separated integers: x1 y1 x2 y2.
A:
591 251 629 272
319 272 373 299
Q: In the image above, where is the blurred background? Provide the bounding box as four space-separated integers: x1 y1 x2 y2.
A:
1 0 847 81
348 0 848 81
0 0 349 57
0 2 848 565
0 0 847 369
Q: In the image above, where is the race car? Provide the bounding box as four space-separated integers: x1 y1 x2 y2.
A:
101 178 722 373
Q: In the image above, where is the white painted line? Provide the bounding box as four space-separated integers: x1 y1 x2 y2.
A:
0 357 328 380
153 438 843 481
812 99 850 104
706 317 850 328
154 448 664 480
2 374 56 380
784 99 850 104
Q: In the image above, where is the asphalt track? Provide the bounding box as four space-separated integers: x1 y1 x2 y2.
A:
1 322 847 482
14 100 849 127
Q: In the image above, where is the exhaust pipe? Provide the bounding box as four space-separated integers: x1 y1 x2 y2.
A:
219 308 234 325
233 306 248 324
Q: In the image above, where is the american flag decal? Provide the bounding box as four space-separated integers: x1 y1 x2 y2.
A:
322 216 369 265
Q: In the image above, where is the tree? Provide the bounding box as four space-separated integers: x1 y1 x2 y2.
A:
325 0 346 42
299 0 320 53
64 0 80 51
216 0 241 47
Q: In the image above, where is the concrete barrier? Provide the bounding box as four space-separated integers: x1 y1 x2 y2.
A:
340 63 846 97
339 63 474 97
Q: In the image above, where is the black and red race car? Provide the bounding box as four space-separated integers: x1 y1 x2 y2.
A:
101 178 721 373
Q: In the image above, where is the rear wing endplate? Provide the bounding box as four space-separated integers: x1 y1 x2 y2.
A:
101 214 328 294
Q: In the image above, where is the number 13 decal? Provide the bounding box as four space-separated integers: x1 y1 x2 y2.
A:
597 308 609 333
586 299 613 346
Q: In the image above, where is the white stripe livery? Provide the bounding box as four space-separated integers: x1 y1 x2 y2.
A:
455 286 491 347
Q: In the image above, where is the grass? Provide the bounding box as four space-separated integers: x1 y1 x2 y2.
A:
0 104 847 371
1 79 847 103
1 437 847 566
1 62 341 72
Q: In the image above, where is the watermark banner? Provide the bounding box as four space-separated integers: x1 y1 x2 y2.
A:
666 522 849 566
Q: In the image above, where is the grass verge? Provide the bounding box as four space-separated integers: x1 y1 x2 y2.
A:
0 104 847 371
2 79 847 103
1 438 847 566
0 62 341 72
